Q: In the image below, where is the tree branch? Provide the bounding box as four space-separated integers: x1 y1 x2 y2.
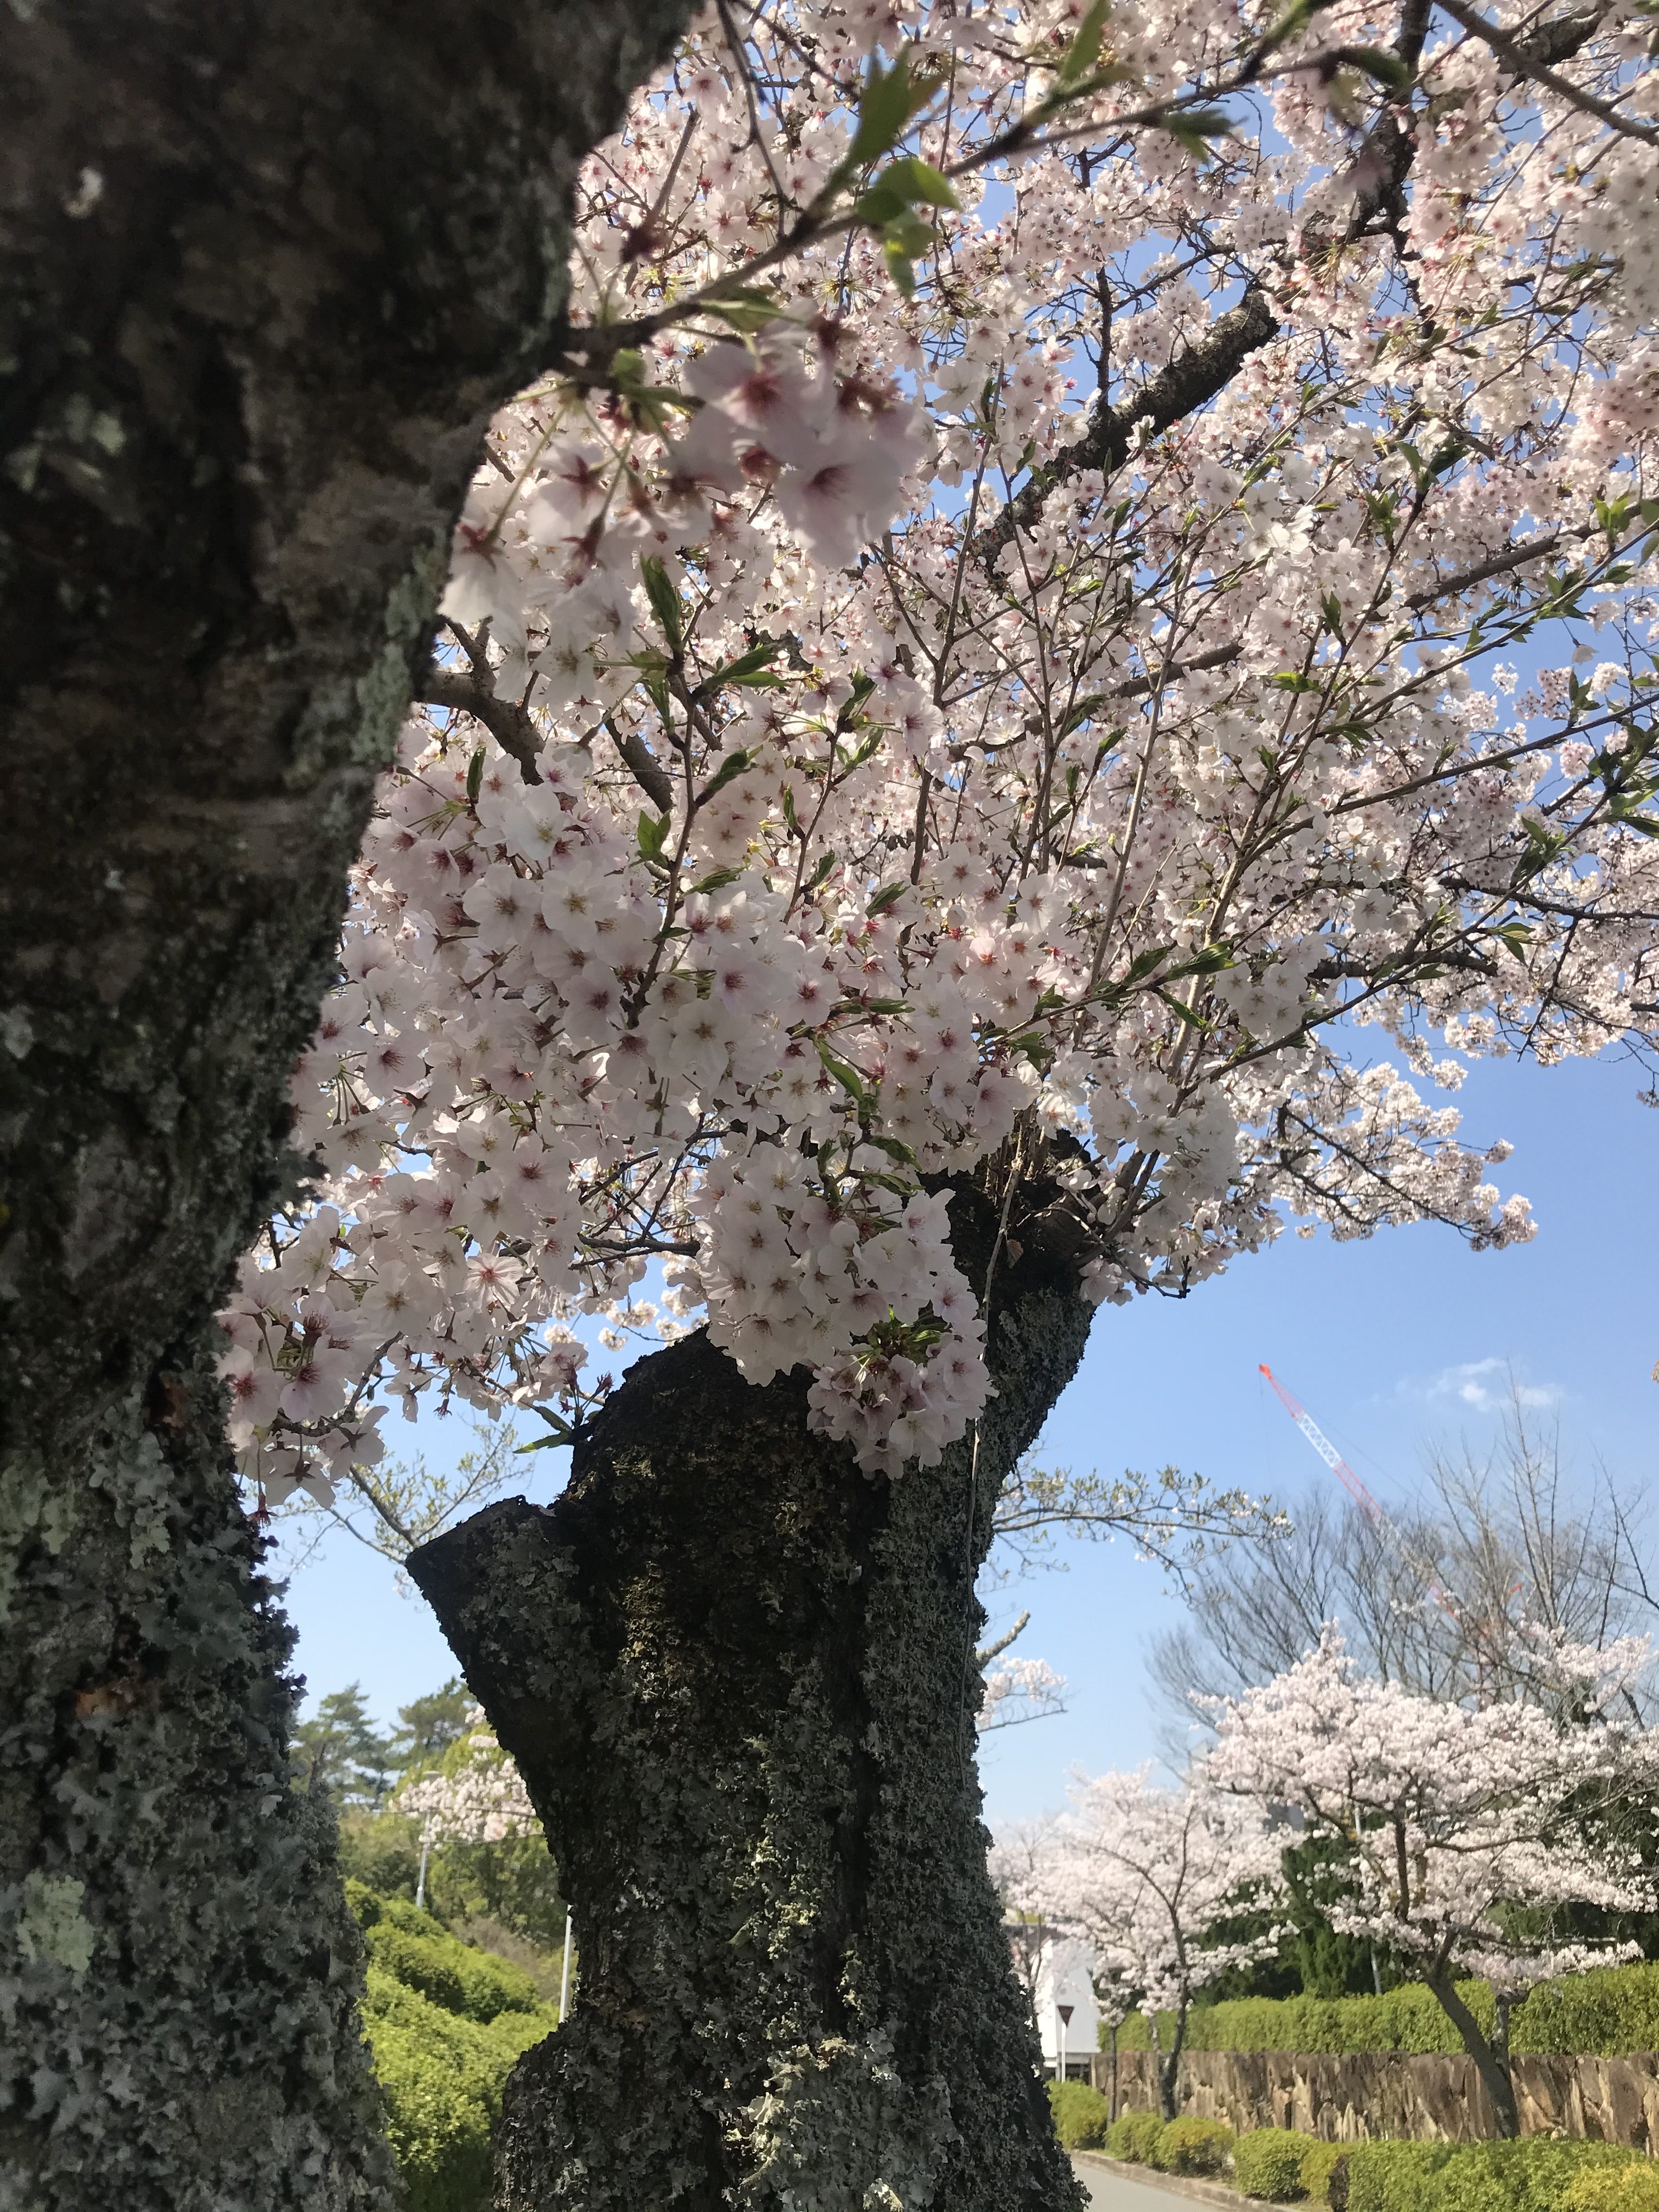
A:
418 669 544 784
973 288 1280 571
1438 0 1658 146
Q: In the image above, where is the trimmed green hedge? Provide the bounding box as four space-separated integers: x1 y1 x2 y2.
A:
1346 2138 1640 2211
1047 2080 1112 2149
1234 2127 1312 2200
1152 2115 1233 2175
348 1882 557 2211
1114 1962 1659 2057
1561 2167 1659 2210
1217 2125 1655 2208
1105 2108 1166 2164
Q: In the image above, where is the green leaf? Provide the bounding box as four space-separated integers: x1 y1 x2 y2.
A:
695 639 784 700
1272 671 1319 693
1344 44 1412 89
696 747 755 806
816 1036 870 1105
637 810 671 866
1164 106 1234 158
641 556 684 656
856 155 960 225
1055 0 1112 86
803 851 838 894
466 747 486 804
866 881 907 916
864 1132 921 1167
1119 944 1174 985
697 286 784 333
690 865 744 893
1151 985 1210 1030
849 53 923 167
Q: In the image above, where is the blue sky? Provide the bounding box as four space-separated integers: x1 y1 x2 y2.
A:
278 1040 1657 1828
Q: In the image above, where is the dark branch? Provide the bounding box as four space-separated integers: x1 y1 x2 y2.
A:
419 669 544 785
973 287 1279 571
610 724 675 812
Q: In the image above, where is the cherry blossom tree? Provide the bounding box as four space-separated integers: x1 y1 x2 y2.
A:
240 0 1659 2191
397 1714 540 1849
1023 1769 1286 2117
8 0 1659 2198
1204 1628 1659 2135
0 5 696 2207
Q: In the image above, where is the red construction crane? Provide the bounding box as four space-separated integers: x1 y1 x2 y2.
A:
1257 1363 1465 1624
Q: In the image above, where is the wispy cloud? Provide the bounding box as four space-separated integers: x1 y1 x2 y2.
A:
1402 1358 1560 1414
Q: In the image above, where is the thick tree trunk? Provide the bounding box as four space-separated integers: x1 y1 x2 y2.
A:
0 5 689 2203
411 1177 1096 2212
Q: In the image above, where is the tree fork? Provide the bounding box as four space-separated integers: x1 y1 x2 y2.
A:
410 1177 1096 2212
0 3 692 2201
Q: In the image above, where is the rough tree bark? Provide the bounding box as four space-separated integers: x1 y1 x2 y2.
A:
0 5 690 2204
411 1171 1096 2212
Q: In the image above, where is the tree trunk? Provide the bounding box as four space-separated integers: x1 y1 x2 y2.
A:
411 1176 1095 2212
1425 1972 1520 2139
1158 2002 1189 2123
0 4 690 2203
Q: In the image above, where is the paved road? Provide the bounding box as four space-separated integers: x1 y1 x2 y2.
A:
1074 2159 1204 2210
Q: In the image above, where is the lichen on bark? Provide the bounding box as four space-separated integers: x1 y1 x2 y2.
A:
0 2 693 2201
411 1171 1096 2212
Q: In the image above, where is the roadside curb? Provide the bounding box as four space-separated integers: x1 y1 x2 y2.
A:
1074 2151 1258 2207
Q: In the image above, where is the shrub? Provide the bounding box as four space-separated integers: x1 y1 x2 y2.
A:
1511 1964 1659 2058
1233 2128 1310 2200
1116 1985 1492 2057
1047 2080 1111 2150
1105 2108 1166 2164
1341 2141 1455 2211
349 1884 558 2212
365 1898 541 2023
1300 2142 1348 2205
1111 1961 1659 2059
1152 2116 1235 2176
1561 2166 1659 2212
1421 2140 1640 2210
361 1967 553 2212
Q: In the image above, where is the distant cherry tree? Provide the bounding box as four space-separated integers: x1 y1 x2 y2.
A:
1204 1627 1659 2134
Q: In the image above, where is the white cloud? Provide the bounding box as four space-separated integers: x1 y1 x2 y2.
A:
1403 1358 1560 1414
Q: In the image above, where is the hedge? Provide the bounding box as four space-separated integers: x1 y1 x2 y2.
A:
348 1882 557 2211
1561 2168 1659 2211
1346 2138 1640 2211
1105 2108 1166 2164
1047 2080 1112 2149
1218 2125 1655 2208
1114 1961 1659 2057
1151 2116 1233 2176
1234 2128 1312 2200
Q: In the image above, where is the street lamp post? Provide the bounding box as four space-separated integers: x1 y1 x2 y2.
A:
414 1812 432 1912
1057 2000 1073 2085
558 1906 574 2022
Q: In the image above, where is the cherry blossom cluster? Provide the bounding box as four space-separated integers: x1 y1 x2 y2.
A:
1012 1767 1286 2051
1202 1627 1659 1994
979 1652 1068 1731
226 0 1659 1504
396 1714 539 1847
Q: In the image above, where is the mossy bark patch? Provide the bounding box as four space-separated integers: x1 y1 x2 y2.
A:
414 1176 1096 2212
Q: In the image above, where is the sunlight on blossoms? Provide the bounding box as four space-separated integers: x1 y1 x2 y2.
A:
222 0 1659 1508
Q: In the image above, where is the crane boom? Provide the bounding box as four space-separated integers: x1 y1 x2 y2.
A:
1257 1363 1465 1621
1256 1364 1390 1525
